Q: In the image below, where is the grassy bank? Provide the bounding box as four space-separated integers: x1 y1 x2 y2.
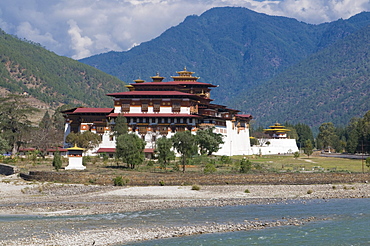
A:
1 151 368 177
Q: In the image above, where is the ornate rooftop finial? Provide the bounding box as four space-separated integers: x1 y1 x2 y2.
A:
134 78 145 83
151 72 165 82
171 67 199 81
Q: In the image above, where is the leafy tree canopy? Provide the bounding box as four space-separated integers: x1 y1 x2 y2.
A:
171 131 198 172
116 133 145 169
155 137 175 170
65 131 101 150
195 127 224 155
113 115 128 137
303 139 314 157
0 94 39 154
317 122 336 150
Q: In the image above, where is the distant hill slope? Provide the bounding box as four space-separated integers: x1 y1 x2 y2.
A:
80 7 325 103
80 7 370 128
237 24 370 128
0 30 126 108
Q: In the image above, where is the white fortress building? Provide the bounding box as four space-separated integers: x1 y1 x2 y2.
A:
251 123 299 155
63 69 253 157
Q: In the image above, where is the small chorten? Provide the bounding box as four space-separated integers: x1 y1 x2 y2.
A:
65 144 86 170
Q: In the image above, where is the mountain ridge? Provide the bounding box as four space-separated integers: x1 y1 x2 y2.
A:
80 7 370 128
0 30 126 109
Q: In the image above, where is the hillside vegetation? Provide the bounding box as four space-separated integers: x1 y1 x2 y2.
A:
0 30 126 108
238 25 370 128
81 7 370 128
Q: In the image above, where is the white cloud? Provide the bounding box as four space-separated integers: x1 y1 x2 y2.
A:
67 19 93 59
0 0 369 59
15 22 58 47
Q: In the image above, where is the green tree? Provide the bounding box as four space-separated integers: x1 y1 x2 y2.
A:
286 126 298 140
0 136 10 154
204 162 217 174
366 157 370 169
155 137 175 171
345 118 360 153
172 131 198 172
332 135 343 153
240 158 252 173
303 139 314 157
195 128 224 155
113 115 128 137
116 133 145 169
293 151 300 159
52 105 75 131
0 94 39 154
295 123 314 149
65 131 101 150
33 111 60 157
357 111 370 153
52 151 63 171
39 111 52 129
317 122 336 151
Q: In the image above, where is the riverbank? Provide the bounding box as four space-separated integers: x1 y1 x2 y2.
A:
1 174 369 245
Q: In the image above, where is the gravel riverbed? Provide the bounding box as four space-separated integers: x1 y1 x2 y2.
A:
1 174 369 245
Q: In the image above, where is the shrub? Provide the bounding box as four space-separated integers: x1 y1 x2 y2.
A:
293 152 300 159
82 156 91 166
244 189 250 193
204 163 217 174
191 184 201 191
220 155 232 164
147 160 155 167
101 153 109 162
159 180 165 186
307 190 313 194
113 176 129 186
52 152 62 171
240 158 252 173
366 157 370 168
88 178 97 184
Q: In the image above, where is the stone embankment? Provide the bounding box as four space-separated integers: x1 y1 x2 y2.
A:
0 163 19 176
20 171 370 186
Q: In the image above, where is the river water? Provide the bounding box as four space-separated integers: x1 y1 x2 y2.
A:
1 198 369 245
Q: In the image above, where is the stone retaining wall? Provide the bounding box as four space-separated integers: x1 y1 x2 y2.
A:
0 163 19 176
20 171 370 186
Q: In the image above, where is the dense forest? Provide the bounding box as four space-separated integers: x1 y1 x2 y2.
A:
0 30 126 108
80 7 370 129
239 24 370 128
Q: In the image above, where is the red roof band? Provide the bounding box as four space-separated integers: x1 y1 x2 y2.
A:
108 113 201 118
107 91 209 100
63 107 114 114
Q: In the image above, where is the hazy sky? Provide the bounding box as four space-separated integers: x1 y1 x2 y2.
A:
1 0 369 59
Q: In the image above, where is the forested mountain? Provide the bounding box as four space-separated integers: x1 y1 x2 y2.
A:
0 30 126 108
237 24 370 128
80 7 370 129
